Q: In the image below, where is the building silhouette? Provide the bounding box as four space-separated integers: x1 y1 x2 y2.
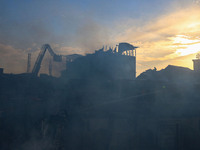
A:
62 43 138 80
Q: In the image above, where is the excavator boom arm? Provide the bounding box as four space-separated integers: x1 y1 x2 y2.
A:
32 44 62 76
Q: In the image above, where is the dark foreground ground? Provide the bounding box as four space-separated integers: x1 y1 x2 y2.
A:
1 68 200 150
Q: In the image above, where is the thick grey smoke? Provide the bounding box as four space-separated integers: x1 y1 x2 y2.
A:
74 20 112 52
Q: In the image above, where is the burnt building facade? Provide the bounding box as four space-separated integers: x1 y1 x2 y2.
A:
62 43 137 80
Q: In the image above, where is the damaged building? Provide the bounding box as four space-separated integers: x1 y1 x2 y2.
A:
62 43 138 80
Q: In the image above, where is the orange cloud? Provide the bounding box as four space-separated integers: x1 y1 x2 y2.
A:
113 5 200 75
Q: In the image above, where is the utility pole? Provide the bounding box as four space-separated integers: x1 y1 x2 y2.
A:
49 58 52 76
27 53 31 73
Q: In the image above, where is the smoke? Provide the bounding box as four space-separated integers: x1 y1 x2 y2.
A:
0 44 27 73
0 1 115 75
74 20 112 53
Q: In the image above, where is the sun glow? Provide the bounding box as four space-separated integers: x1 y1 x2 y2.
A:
171 35 200 56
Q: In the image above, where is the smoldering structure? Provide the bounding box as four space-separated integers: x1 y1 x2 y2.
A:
1 43 200 150
62 43 137 80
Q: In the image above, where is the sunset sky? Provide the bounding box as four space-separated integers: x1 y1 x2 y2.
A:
0 0 200 76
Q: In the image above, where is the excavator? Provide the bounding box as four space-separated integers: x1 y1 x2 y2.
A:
31 44 82 76
32 44 62 76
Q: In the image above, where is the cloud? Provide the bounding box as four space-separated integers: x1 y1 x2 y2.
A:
112 4 200 75
0 44 27 73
